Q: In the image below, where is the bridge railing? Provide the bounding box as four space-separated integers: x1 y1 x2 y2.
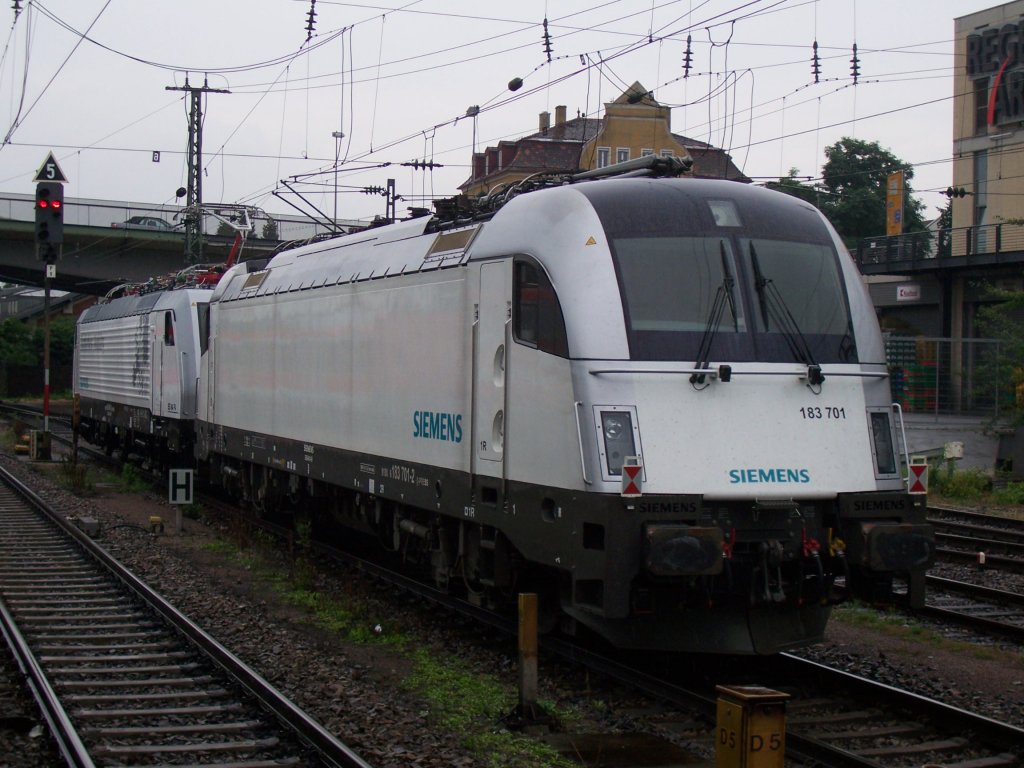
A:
856 221 1024 269
0 193 349 241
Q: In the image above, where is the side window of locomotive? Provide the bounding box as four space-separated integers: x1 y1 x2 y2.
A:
197 304 211 355
163 311 175 346
514 260 569 358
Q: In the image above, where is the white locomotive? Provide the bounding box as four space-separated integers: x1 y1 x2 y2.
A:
77 165 934 654
75 288 212 461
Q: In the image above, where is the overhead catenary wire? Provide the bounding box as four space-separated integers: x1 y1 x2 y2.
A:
0 0 983 225
2 0 113 150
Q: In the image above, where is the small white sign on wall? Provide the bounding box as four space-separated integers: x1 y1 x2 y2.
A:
896 283 921 302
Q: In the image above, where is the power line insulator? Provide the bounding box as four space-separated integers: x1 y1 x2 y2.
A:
542 17 553 63
811 40 821 83
12 0 22 19
305 0 317 41
682 34 693 78
850 42 860 84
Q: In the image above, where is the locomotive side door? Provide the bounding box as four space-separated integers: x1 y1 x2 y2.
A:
158 310 179 418
472 260 510 480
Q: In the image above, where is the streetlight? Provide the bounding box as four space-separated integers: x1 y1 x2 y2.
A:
332 130 344 223
464 105 479 155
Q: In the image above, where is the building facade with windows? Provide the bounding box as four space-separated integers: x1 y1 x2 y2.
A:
854 1 1024 417
459 82 747 198
952 1 1024 239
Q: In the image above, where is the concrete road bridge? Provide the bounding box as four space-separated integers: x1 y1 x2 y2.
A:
0 193 353 295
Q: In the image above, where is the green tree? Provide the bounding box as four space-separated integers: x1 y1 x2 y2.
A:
48 315 76 366
937 198 952 231
0 316 77 368
818 137 928 245
977 288 1024 423
261 217 280 240
933 198 954 258
0 317 37 366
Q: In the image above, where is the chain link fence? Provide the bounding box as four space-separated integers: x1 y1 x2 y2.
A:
885 336 1021 418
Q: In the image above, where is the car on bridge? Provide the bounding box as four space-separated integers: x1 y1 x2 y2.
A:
112 215 178 231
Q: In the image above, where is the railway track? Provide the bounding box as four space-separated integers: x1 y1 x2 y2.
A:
917 574 1024 641
0 463 371 768
930 505 1024 572
772 653 1023 767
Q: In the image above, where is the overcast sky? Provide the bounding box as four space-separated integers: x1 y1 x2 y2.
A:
0 0 998 223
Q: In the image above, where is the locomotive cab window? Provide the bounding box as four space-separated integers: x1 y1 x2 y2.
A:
514 260 568 357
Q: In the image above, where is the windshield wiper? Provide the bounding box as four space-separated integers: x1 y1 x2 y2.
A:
748 241 825 386
690 241 738 385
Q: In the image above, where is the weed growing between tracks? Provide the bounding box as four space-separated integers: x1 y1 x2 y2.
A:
117 464 151 494
0 423 18 452
58 457 93 495
832 602 1021 662
406 649 573 768
48 461 151 499
993 482 1024 506
929 464 1024 513
199 533 576 768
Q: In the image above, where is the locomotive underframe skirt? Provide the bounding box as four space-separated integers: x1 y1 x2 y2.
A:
195 423 928 652
79 396 190 451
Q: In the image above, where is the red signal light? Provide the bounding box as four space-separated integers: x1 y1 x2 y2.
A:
51 200 61 209
38 199 49 209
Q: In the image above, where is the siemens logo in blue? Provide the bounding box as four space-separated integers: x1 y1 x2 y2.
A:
413 411 463 443
729 468 810 484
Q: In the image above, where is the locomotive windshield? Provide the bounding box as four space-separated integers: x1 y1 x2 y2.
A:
580 180 858 364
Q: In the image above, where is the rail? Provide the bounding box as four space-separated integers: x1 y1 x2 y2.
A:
0 463 373 768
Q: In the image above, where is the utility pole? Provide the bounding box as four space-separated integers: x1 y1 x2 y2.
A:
360 179 399 223
166 76 229 263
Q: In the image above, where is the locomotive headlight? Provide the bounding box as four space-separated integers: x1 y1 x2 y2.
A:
600 411 636 476
868 411 898 477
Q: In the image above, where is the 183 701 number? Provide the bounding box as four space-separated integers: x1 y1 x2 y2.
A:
800 406 846 420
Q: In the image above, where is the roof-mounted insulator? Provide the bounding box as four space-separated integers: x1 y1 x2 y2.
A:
682 34 693 78
811 40 821 83
542 17 553 63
